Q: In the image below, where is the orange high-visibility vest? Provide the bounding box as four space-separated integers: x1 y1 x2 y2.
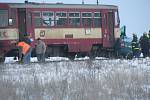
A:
17 41 31 55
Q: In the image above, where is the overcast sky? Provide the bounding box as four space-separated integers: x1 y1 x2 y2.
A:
0 0 150 37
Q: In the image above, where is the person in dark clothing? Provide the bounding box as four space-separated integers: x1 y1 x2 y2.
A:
23 35 32 45
139 32 149 58
148 30 150 38
148 30 150 57
131 34 140 58
114 38 121 57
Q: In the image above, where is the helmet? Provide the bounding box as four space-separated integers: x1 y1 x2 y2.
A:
143 32 147 35
132 33 137 37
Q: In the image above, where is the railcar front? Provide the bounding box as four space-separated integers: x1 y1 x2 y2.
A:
0 3 19 63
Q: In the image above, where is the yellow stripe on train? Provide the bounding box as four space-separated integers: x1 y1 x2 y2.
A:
35 28 120 39
0 28 18 40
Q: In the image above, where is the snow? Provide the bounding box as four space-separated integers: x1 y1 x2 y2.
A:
4 57 69 63
0 57 150 100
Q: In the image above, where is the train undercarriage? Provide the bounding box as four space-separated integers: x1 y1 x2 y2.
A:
0 42 133 63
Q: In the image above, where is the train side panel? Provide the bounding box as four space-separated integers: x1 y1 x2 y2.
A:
0 28 18 53
0 28 18 40
34 28 102 52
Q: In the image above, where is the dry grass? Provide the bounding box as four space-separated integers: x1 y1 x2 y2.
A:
0 59 150 100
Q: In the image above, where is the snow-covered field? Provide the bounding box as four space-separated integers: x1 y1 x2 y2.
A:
0 57 150 100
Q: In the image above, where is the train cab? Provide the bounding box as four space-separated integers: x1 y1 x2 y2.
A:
0 3 19 62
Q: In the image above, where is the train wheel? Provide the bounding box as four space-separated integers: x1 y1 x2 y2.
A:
68 53 76 61
108 51 114 59
88 52 95 60
0 55 5 63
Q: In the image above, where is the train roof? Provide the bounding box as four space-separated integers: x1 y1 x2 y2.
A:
6 3 118 9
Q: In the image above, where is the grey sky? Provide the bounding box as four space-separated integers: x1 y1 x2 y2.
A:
0 0 150 37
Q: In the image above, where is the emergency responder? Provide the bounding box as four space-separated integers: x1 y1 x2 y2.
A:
148 30 150 57
139 32 149 57
131 34 140 58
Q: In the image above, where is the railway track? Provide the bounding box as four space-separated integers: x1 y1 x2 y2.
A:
3 56 144 65
1 57 112 65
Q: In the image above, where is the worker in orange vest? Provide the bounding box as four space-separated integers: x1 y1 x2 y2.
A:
16 41 31 63
22 34 33 63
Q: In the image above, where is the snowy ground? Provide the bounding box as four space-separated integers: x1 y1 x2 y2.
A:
0 57 150 100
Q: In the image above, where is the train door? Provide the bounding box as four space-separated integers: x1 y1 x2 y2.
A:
17 9 34 43
26 9 34 38
17 8 27 41
102 11 115 47
108 11 115 45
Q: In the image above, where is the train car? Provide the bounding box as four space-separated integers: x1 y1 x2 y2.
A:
0 2 120 62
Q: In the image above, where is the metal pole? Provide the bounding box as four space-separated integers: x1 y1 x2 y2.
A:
82 0 84 4
97 0 99 5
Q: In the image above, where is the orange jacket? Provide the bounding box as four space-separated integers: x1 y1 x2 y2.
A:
17 41 31 55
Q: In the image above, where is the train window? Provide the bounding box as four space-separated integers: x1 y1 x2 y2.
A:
56 18 67 26
0 10 8 27
115 11 120 26
9 9 16 26
69 18 80 27
42 12 54 26
28 12 32 27
33 12 41 27
43 12 53 17
56 12 67 17
94 13 102 27
69 12 80 17
34 18 41 27
8 18 13 26
82 12 92 27
33 12 41 17
56 12 67 26
69 12 80 27
82 13 92 17
43 17 54 26
94 13 101 17
82 18 92 27
94 18 102 27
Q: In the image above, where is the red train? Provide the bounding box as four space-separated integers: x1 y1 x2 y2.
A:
0 2 121 62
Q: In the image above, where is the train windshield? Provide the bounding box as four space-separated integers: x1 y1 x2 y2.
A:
0 10 8 27
115 10 120 27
